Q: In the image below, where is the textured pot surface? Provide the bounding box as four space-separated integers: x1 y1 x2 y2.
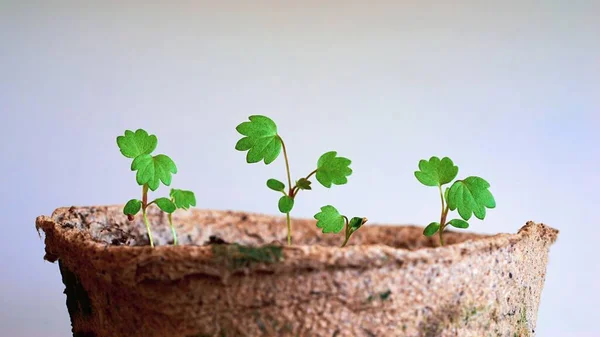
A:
36 206 558 337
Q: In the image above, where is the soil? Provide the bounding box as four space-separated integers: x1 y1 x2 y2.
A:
45 205 487 249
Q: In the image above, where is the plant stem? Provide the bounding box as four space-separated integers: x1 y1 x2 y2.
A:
438 185 449 247
341 234 351 248
341 216 350 247
279 135 294 245
286 212 291 245
279 136 293 196
168 213 178 246
305 169 317 180
141 184 154 247
142 209 154 248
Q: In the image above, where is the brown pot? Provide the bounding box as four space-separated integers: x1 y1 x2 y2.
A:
36 206 558 337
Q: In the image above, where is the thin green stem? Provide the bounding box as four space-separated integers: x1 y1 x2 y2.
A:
278 136 293 196
286 212 291 245
142 209 154 247
141 185 154 247
341 216 350 247
168 213 178 246
279 135 294 245
341 233 351 248
438 185 448 247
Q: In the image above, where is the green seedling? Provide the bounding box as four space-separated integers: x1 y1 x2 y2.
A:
314 205 367 247
235 115 352 245
415 156 495 246
118 129 196 247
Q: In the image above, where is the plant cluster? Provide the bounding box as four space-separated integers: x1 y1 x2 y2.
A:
115 123 496 249
414 156 496 245
117 129 196 247
235 115 366 246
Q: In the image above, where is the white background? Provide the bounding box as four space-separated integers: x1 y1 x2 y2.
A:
1 1 598 336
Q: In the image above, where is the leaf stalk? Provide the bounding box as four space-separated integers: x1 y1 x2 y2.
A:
142 184 155 247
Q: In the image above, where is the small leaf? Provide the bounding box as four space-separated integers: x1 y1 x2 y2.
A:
235 115 282 165
155 197 176 213
414 156 459 187
423 222 440 236
348 217 367 231
448 219 469 229
316 151 352 188
123 199 141 216
314 205 345 234
278 196 294 213
296 178 312 190
117 129 157 159
266 179 285 192
448 176 496 220
170 189 196 210
131 154 177 191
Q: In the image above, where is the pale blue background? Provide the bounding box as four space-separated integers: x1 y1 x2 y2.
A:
1 1 598 336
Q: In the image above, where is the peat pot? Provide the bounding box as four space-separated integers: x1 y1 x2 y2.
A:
35 206 558 337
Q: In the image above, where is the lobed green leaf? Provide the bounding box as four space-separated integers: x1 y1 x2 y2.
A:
170 189 197 210
447 176 496 220
314 205 345 234
235 115 282 165
117 129 157 159
131 154 177 191
414 156 459 187
316 151 352 188
296 178 312 190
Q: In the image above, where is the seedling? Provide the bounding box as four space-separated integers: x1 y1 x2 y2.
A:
235 115 352 245
314 205 367 247
118 129 196 247
415 156 495 246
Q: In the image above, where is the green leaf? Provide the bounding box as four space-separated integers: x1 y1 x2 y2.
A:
296 178 312 190
447 176 496 220
117 129 157 159
348 217 367 231
448 219 469 229
155 197 176 213
423 222 440 236
131 154 178 191
123 199 142 216
278 195 294 213
316 151 352 188
170 189 196 210
414 156 459 187
266 179 285 192
235 115 282 165
314 205 346 234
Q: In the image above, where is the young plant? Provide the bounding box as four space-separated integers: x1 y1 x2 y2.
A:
314 205 367 247
235 115 352 245
118 129 196 247
415 156 496 246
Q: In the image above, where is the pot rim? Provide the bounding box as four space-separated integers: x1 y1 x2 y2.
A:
36 206 559 270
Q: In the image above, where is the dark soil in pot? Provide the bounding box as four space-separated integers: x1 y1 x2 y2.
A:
36 206 557 337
